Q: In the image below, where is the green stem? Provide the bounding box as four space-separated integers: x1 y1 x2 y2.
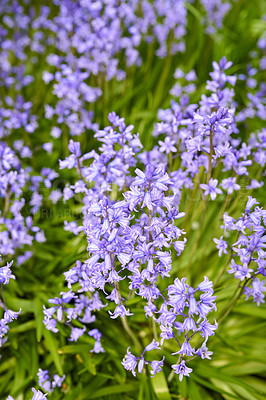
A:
213 255 232 288
214 231 240 288
114 281 141 349
121 316 141 350
152 318 158 342
168 356 181 383
1 284 6 308
3 190 10 217
218 277 252 324
184 204 206 277
207 129 213 183
169 151 173 172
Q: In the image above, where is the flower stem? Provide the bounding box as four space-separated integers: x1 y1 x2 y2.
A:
115 281 141 349
207 129 213 183
121 316 142 350
218 277 252 324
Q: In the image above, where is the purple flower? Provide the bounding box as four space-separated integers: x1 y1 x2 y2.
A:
150 357 165 376
221 177 240 194
92 340 105 353
144 339 161 353
31 389 47 400
52 374 66 389
213 236 228 256
245 278 266 305
122 348 137 377
158 137 177 154
138 358 145 373
109 305 133 319
37 369 51 393
200 179 223 200
68 140 81 157
172 360 193 381
3 309 21 323
43 318 59 334
177 341 194 356
0 262 15 284
69 327 86 342
245 196 259 213
228 260 253 281
196 345 213 360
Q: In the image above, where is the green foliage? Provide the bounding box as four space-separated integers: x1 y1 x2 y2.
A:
1 0 266 399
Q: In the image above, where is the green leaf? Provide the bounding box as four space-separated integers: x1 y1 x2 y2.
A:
82 352 97 376
59 344 93 354
151 371 171 400
228 382 265 400
237 321 266 337
43 329 63 375
89 383 137 399
138 374 147 400
187 379 203 400
191 373 239 399
195 365 262 396
0 357 16 374
34 297 44 342
10 320 36 333
5 295 34 313
178 376 187 399
221 362 266 376
234 304 266 319
0 369 13 396
11 359 25 395
244 377 266 395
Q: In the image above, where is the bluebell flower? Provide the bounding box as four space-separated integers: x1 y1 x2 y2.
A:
109 305 133 319
37 369 52 393
172 360 193 381
0 262 15 284
213 236 228 257
121 348 137 377
177 341 195 356
200 179 223 200
138 358 145 374
228 260 253 281
43 317 58 333
69 327 86 342
52 374 66 389
158 137 177 154
244 278 266 306
3 309 21 324
31 388 47 400
144 339 161 353
150 357 165 376
196 345 213 360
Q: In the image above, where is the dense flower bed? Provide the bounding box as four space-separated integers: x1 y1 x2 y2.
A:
0 1 265 399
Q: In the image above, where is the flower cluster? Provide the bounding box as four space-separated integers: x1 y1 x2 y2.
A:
237 31 266 123
200 0 231 34
0 0 233 143
37 369 65 394
41 54 265 386
0 141 51 261
7 388 47 400
43 287 105 353
122 275 217 381
214 196 266 306
122 339 164 377
41 0 189 136
0 1 264 397
154 57 265 204
0 260 20 350
44 113 218 381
